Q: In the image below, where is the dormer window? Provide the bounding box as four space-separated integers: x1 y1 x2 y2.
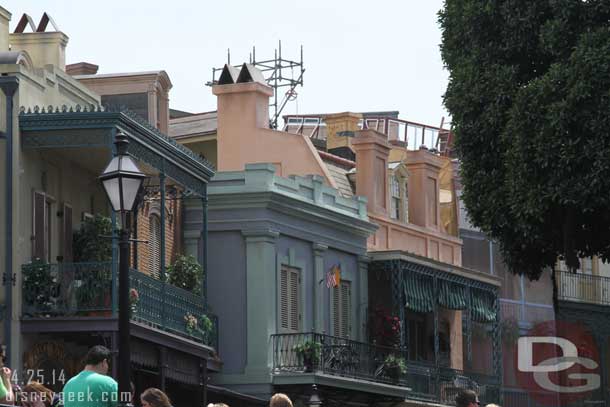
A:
390 176 400 220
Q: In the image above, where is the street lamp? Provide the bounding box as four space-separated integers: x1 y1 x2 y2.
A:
100 132 146 407
308 385 322 407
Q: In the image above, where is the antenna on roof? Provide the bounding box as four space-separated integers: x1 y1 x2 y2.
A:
208 42 305 130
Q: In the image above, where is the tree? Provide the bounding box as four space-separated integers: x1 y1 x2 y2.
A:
439 0 610 306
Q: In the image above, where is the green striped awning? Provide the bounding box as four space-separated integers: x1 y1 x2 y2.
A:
471 288 497 323
404 274 435 313
438 280 467 310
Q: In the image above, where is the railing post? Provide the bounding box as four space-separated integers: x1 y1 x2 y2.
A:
159 171 167 327
201 184 208 302
110 134 119 317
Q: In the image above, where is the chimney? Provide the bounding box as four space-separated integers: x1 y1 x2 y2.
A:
351 129 391 215
66 62 99 76
405 148 444 230
10 13 68 70
0 7 10 52
323 112 361 160
213 63 273 171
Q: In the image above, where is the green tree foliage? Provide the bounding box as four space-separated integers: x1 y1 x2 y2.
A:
440 1 610 281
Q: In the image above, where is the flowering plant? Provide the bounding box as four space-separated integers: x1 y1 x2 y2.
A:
369 307 401 347
184 313 198 332
129 288 139 315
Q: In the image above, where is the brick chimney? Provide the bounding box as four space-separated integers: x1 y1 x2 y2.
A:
405 148 444 230
66 62 99 76
351 129 391 216
213 63 274 171
323 112 362 160
0 7 10 52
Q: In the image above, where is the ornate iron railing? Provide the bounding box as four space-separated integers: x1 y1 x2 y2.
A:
21 262 217 348
129 269 218 349
557 271 610 306
271 332 500 405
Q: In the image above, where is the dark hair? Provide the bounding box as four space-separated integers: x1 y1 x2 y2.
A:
455 389 478 407
84 345 111 366
141 388 172 407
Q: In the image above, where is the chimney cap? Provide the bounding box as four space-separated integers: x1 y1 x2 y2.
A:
236 63 266 85
65 62 99 76
218 64 239 85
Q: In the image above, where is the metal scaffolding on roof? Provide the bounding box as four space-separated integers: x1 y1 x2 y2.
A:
207 41 305 130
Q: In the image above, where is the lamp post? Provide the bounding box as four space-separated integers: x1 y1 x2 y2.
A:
100 132 146 407
308 385 322 407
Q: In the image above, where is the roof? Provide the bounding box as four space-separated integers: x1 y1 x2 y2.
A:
319 153 355 198
169 111 218 139
74 70 166 80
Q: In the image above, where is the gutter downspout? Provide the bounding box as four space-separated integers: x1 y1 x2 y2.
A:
0 76 20 368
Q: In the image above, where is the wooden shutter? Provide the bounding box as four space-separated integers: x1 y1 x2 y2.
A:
62 203 73 262
289 269 300 331
149 216 161 278
279 266 300 332
32 191 46 260
333 281 352 338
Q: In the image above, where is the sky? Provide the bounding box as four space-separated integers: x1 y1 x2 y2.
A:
4 0 450 126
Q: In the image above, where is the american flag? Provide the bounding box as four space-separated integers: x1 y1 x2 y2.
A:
326 264 340 288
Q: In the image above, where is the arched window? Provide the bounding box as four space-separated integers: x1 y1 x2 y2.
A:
149 215 161 278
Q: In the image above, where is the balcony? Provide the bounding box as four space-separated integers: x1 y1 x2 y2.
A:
271 332 500 405
557 271 610 307
21 262 218 348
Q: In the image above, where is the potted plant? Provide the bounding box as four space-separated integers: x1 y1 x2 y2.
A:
129 288 139 317
184 312 214 342
73 214 113 316
22 258 56 316
167 255 203 293
293 340 321 372
383 354 406 383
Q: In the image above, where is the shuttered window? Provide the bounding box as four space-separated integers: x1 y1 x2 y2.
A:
333 280 352 338
279 266 301 332
149 215 161 278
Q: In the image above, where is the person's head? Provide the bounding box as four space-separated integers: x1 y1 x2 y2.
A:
270 393 293 407
84 345 112 374
455 389 479 407
21 381 54 407
141 388 172 407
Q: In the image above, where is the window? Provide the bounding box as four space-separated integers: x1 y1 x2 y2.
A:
279 266 301 332
333 280 352 338
390 176 400 220
33 191 53 262
149 215 161 278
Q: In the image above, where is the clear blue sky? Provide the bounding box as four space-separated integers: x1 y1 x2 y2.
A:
4 0 449 126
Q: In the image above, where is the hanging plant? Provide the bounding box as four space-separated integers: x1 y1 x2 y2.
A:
167 255 203 294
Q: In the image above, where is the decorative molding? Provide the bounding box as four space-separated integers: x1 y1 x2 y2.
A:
242 228 279 243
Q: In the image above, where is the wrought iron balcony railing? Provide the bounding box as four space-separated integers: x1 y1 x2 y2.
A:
271 332 500 405
557 271 610 306
21 262 217 348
